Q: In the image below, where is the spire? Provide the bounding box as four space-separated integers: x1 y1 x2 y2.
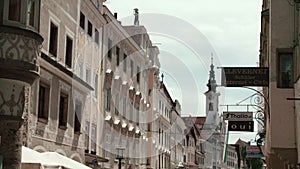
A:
207 53 217 92
134 8 139 26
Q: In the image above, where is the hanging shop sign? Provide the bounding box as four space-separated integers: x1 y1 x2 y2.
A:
228 121 254 132
246 146 264 158
223 112 253 121
221 67 269 87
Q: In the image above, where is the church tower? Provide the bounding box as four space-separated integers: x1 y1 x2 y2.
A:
204 56 220 127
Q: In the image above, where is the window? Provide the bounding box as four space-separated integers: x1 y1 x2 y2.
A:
105 133 111 158
28 0 36 27
114 93 119 115
129 103 133 121
278 53 293 88
94 74 98 98
8 0 21 22
85 121 90 152
95 28 99 44
116 47 120 66
136 107 139 124
38 83 50 120
49 22 58 57
91 124 97 154
137 66 140 83
123 97 127 118
78 61 83 78
74 102 82 133
123 54 127 72
80 12 85 29
106 88 111 111
86 68 91 84
107 39 112 60
209 102 213 111
65 36 73 68
59 92 68 127
130 60 134 77
88 20 92 36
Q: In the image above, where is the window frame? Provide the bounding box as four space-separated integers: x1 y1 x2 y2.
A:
79 11 85 30
58 91 69 128
277 51 293 88
65 35 73 68
123 53 127 72
37 82 50 122
87 20 93 37
49 22 59 57
3 0 40 30
74 101 82 133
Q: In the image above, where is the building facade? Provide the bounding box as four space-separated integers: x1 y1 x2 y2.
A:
259 0 300 168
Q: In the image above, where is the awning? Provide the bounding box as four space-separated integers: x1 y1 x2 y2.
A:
21 146 92 169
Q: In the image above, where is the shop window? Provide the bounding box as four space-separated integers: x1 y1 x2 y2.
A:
38 83 50 120
65 36 73 68
278 52 293 88
59 92 68 128
49 22 58 57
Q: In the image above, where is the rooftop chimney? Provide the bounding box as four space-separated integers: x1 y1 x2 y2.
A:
114 12 118 19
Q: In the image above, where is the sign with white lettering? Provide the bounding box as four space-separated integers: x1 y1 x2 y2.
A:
221 67 269 87
223 112 253 121
246 146 264 158
228 121 254 132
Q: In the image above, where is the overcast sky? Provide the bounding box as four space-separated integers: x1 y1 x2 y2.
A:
106 0 263 144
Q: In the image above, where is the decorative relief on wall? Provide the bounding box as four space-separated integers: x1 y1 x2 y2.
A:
0 79 25 117
0 32 41 63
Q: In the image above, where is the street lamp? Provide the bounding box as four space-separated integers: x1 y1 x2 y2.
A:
116 147 125 169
